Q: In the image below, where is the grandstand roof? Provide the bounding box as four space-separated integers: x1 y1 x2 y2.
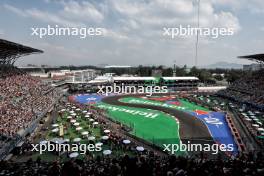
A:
113 77 155 81
238 54 264 63
113 76 199 81
0 39 43 65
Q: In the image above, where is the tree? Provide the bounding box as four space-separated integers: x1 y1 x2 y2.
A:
214 74 223 81
189 66 200 77
198 69 212 83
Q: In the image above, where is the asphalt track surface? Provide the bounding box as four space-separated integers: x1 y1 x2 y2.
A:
102 94 216 148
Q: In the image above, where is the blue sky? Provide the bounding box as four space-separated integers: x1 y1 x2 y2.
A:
0 0 263 67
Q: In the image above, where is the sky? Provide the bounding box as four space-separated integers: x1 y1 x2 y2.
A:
0 0 263 67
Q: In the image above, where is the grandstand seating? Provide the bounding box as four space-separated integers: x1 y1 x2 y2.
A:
0 68 61 137
0 38 264 175
217 70 264 109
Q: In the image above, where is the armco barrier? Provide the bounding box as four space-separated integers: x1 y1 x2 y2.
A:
0 135 21 160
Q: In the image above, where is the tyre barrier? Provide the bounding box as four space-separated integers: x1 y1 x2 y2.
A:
226 114 246 152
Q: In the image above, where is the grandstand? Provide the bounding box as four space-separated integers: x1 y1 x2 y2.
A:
218 54 264 110
214 54 264 153
87 75 199 91
0 39 62 160
162 77 199 90
239 54 264 64
112 76 199 88
0 39 43 67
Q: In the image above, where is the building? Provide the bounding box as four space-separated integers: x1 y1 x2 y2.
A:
71 69 97 82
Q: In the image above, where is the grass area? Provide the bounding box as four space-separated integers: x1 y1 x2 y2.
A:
178 99 210 112
24 110 136 162
46 114 101 142
94 102 181 153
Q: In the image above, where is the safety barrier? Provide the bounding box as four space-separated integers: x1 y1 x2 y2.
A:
225 113 246 152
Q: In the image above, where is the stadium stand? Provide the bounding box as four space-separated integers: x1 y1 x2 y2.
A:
0 73 61 137
217 54 264 110
217 70 264 108
1 39 264 175
0 39 43 66
213 55 264 151
0 39 62 159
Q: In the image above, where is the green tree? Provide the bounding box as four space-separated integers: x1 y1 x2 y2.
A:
214 74 223 81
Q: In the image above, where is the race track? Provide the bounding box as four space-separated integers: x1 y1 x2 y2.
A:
102 94 215 147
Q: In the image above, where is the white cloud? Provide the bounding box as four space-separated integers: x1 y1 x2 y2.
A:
4 0 241 37
3 0 247 66
111 0 240 31
59 1 104 23
212 0 242 9
26 8 82 27
212 0 264 14
102 28 130 41
213 12 241 32
4 4 27 17
4 1 105 27
112 1 143 16
105 0 241 48
4 4 82 27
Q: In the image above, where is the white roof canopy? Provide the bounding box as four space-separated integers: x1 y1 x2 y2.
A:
163 77 199 80
113 77 155 81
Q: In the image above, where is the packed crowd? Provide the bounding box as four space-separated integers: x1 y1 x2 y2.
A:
218 69 264 108
0 69 61 137
1 151 264 176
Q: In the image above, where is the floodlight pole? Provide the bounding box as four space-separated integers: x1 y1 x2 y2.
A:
195 0 200 67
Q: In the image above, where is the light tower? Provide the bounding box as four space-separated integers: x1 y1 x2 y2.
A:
195 0 200 67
